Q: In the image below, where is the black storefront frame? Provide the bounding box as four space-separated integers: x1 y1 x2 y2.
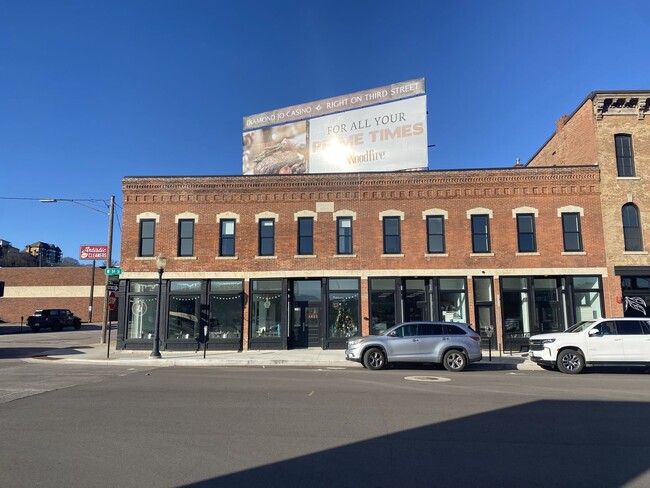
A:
499 275 605 351
117 278 244 351
368 277 469 335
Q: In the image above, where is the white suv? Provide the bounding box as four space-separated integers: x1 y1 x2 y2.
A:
529 318 650 374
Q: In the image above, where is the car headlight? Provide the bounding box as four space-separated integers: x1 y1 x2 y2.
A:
347 338 366 347
540 339 555 344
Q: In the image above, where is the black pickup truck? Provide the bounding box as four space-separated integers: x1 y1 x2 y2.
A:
27 309 82 332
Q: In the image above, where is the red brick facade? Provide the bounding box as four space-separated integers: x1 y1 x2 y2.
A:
120 165 608 351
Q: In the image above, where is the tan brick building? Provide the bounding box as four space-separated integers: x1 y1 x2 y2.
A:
528 90 650 319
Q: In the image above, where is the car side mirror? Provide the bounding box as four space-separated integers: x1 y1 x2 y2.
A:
588 329 600 337
388 331 397 337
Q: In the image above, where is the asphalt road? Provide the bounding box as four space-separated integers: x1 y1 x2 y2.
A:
1 358 649 488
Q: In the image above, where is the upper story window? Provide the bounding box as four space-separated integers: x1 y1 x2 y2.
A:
259 219 275 256
622 203 643 251
426 216 445 253
471 215 491 253
178 219 195 257
383 216 401 254
561 213 583 252
297 217 314 255
337 217 353 254
138 219 155 257
219 219 236 257
516 214 537 252
615 134 635 177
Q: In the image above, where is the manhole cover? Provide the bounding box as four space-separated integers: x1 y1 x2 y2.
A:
404 376 451 383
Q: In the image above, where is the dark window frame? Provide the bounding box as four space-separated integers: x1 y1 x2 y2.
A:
561 213 583 252
337 217 353 255
426 215 445 254
177 219 195 257
138 219 156 257
471 214 491 253
258 218 275 256
297 217 314 255
615 134 636 177
622 203 643 252
383 216 401 254
516 213 537 253
219 219 236 257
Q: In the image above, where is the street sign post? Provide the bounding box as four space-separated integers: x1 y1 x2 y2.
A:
105 268 122 276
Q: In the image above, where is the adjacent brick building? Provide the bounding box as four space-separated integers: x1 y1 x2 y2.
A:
528 90 650 319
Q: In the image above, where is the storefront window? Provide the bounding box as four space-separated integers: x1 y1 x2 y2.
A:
369 278 396 335
126 281 159 339
439 278 467 323
329 292 359 337
208 280 243 339
251 280 282 338
573 276 602 322
167 281 201 339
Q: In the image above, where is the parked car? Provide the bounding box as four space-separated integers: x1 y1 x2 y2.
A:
346 321 482 371
529 317 650 374
27 309 82 332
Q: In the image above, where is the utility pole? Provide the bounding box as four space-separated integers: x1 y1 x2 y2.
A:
101 195 115 345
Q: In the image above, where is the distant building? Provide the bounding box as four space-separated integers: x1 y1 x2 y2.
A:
24 242 63 267
0 239 19 257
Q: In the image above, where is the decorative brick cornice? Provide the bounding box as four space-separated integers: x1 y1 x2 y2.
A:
123 166 600 204
592 92 650 120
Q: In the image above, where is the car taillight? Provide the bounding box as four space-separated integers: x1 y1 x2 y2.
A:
469 335 481 342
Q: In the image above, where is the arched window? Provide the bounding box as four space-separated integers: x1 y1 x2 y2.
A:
622 204 643 251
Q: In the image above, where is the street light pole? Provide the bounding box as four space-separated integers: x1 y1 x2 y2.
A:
40 196 115 345
150 254 167 359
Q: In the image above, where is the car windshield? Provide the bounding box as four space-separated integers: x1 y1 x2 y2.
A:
565 320 597 333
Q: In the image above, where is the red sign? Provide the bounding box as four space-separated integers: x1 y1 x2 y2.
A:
80 245 108 260
108 291 117 311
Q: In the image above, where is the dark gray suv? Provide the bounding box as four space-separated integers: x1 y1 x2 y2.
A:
345 321 482 371
27 309 82 332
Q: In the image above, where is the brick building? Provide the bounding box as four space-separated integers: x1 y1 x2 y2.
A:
117 164 609 352
528 90 650 318
115 90 649 353
0 266 107 323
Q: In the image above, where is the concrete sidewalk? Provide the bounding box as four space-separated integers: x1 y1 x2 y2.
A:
1 322 536 370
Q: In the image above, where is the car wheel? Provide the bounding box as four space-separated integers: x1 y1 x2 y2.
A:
31 326 40 333
442 350 467 372
74 321 81 330
363 348 386 370
557 349 584 374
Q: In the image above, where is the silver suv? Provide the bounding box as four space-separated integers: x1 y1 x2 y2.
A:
529 317 650 374
346 321 482 371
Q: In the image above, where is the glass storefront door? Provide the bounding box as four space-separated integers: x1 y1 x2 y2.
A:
533 278 562 333
290 280 322 348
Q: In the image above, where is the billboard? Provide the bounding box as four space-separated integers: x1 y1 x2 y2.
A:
242 79 427 175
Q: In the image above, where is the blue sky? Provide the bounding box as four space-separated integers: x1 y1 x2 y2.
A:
1 0 649 263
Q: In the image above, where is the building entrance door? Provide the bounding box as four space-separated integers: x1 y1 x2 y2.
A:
290 302 320 348
534 278 563 333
